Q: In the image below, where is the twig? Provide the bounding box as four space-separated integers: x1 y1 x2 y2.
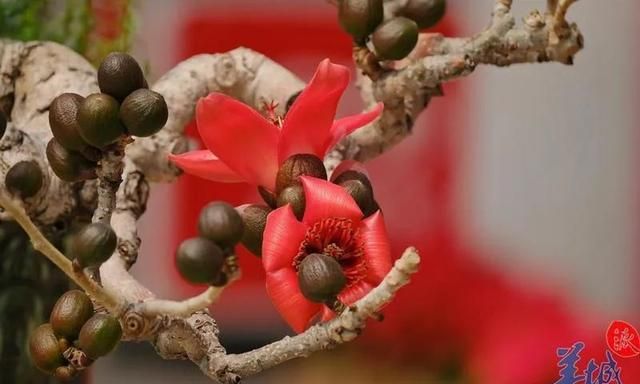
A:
154 247 421 383
138 272 239 318
0 191 124 314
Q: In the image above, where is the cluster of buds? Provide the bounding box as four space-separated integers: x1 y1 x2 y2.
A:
29 290 122 381
47 52 168 182
339 0 445 61
176 202 244 286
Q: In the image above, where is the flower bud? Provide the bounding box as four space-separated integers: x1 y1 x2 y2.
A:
176 237 225 284
98 52 145 101
332 169 373 191
275 154 327 193
50 290 95 340
258 186 278 208
5 160 43 198
238 205 271 257
78 314 122 360
29 323 64 373
0 110 6 139
372 17 419 60
339 179 376 215
54 366 77 382
71 223 118 268
298 253 347 303
77 93 125 148
401 0 446 29
276 185 305 220
49 93 88 151
46 138 97 182
120 89 168 137
198 202 245 248
338 0 384 44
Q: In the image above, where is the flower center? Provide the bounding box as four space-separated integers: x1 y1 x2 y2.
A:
293 218 366 287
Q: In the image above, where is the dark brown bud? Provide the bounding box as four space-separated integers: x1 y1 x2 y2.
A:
298 253 347 303
54 366 77 382
176 237 225 284
46 138 97 182
77 93 125 148
50 290 95 340
210 272 229 287
71 223 118 268
338 0 384 44
239 205 271 257
119 89 168 137
198 202 245 248
339 179 376 216
285 90 302 113
258 185 278 208
0 110 6 140
401 0 446 29
276 185 305 220
98 52 146 101
332 169 373 191
5 160 43 198
275 153 327 193
78 314 122 360
29 324 64 373
372 17 419 60
49 93 88 151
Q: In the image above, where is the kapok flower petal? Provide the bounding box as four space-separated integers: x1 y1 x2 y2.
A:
266 268 322 333
279 59 350 162
262 205 308 273
300 176 363 225
325 102 384 152
196 93 279 190
359 211 393 285
320 280 375 322
168 150 245 183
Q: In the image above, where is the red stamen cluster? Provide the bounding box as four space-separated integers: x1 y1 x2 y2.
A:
293 218 367 287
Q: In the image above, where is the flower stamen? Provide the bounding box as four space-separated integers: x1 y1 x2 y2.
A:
294 218 367 287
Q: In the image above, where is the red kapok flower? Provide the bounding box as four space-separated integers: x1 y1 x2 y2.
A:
262 176 392 333
168 59 383 191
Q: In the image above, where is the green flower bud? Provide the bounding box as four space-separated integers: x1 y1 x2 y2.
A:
98 52 146 101
239 205 271 257
29 323 64 373
78 314 122 360
338 0 384 44
50 290 95 340
198 202 245 249
5 160 43 198
119 89 168 137
298 253 347 303
54 366 77 382
276 185 305 220
77 93 125 148
275 153 327 193
46 138 97 182
372 17 419 60
71 223 118 268
401 0 446 29
176 237 225 284
49 93 88 151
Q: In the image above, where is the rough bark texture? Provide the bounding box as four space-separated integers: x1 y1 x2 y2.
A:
0 1 583 382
